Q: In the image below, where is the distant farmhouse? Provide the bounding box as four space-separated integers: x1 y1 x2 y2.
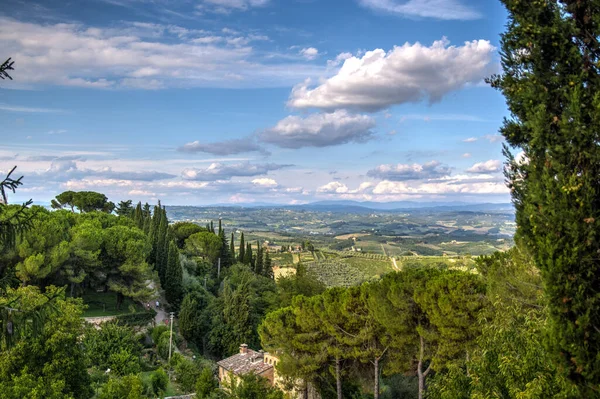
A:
217 344 319 399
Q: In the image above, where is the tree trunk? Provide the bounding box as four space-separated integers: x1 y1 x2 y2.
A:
116 292 124 310
335 355 342 399
374 357 380 399
417 335 431 399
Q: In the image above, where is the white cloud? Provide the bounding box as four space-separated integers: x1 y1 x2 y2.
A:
0 103 66 113
372 179 508 195
252 178 278 187
483 134 504 143
317 182 349 194
358 0 481 20
463 137 478 143
0 17 324 89
260 110 376 148
200 0 270 13
367 161 451 181
462 153 471 158
182 162 289 181
179 136 266 155
466 160 502 174
300 47 320 60
288 38 494 112
327 52 353 68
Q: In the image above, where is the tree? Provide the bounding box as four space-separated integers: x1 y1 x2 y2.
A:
171 222 204 249
226 372 284 399
101 225 153 309
0 286 93 399
50 191 76 212
230 233 235 262
218 221 231 268
150 368 168 396
185 231 223 268
491 1 600 393
155 207 169 283
0 166 34 255
84 322 141 376
175 357 202 393
238 233 245 263
263 251 273 279
51 191 115 213
196 367 218 399
165 241 183 309
244 242 253 267
179 290 213 353
115 200 134 218
97 375 144 399
254 242 263 275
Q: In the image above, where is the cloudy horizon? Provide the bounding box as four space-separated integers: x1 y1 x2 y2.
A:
0 0 511 206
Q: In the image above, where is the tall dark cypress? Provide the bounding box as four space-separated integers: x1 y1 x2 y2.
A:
244 242 253 268
238 232 245 263
142 203 151 233
133 202 143 229
156 207 168 283
165 240 183 309
230 232 235 262
210 221 214 234
254 241 263 275
148 202 161 266
263 251 273 279
493 1 600 393
218 222 230 268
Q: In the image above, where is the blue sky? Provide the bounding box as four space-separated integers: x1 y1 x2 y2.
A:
0 0 513 206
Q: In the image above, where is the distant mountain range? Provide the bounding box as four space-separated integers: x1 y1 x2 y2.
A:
177 200 514 213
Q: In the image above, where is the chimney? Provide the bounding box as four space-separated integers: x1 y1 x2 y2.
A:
240 344 248 354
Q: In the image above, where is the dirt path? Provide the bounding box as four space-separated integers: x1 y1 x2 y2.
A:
391 257 399 271
380 244 387 256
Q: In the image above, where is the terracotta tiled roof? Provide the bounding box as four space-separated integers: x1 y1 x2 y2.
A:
217 349 273 376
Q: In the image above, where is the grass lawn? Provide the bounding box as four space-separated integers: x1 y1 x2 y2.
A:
81 291 145 317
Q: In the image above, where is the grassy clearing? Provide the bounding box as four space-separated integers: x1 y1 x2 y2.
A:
81 291 144 318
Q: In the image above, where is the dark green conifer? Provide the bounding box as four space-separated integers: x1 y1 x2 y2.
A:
263 251 273 279
238 232 245 263
254 241 263 275
164 240 183 309
492 1 600 392
230 232 235 262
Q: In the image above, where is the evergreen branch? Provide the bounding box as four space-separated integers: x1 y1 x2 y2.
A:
0 58 14 81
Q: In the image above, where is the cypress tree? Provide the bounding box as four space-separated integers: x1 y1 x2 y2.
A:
148 202 161 265
133 201 143 229
263 251 273 279
156 207 168 283
142 203 151 233
244 242 253 267
218 223 231 268
165 240 183 309
210 221 214 234
493 1 600 392
238 232 245 263
254 241 263 275
230 232 235 262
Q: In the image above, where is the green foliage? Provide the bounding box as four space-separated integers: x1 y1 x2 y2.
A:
171 222 204 249
277 263 325 307
196 367 218 399
151 325 168 344
178 290 213 352
174 357 201 393
84 322 141 376
150 368 168 396
492 0 600 392
51 191 115 213
226 372 284 399
165 241 183 309
0 286 92 399
115 200 134 218
102 225 153 309
186 231 223 268
98 374 145 399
